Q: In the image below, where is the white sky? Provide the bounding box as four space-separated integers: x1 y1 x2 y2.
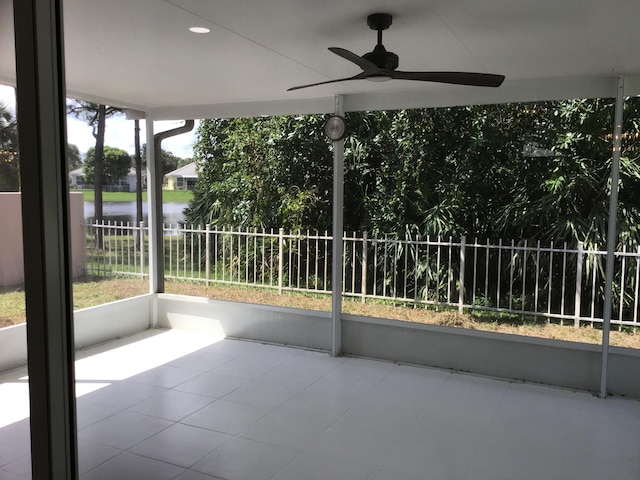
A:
0 84 196 159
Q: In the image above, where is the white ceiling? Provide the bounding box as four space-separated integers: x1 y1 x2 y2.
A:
2 0 640 119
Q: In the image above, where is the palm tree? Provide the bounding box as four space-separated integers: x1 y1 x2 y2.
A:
0 102 19 191
67 100 122 246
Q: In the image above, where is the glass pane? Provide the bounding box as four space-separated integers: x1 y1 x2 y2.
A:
68 108 150 305
163 115 333 313
0 1 32 475
612 95 640 349
70 118 195 304
336 103 617 347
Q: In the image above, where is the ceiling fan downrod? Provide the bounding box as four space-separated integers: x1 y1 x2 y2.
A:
363 13 398 70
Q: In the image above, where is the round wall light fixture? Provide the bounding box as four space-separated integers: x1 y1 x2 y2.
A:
324 115 347 141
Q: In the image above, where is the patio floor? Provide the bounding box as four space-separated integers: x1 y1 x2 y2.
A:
1 328 639 480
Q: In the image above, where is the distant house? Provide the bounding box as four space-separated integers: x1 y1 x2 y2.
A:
69 167 85 188
113 167 147 192
165 162 198 190
69 167 146 192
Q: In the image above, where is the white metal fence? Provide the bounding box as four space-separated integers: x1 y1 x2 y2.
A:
84 222 640 329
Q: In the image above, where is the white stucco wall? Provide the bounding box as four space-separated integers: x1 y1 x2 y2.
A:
0 192 86 286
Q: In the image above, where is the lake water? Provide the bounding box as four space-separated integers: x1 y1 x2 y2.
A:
84 201 188 225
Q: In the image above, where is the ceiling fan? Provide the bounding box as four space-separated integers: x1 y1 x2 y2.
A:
288 13 505 91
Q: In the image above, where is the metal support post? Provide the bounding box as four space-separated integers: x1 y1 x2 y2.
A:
331 95 345 356
149 120 195 293
146 117 161 293
600 75 625 398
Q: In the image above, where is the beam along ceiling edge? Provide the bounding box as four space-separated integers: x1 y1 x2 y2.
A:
4 74 623 121
148 75 620 121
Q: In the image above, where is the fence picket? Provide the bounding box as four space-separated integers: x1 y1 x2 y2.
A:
548 241 554 322
634 246 640 330
574 242 583 327
509 239 514 311
362 232 368 303
521 239 528 313
278 228 284 294
590 245 597 326
534 241 540 316
458 236 466 314
619 245 627 331
205 225 210 285
497 239 502 310
82 222 640 329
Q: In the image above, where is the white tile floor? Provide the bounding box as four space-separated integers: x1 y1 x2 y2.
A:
1 328 639 480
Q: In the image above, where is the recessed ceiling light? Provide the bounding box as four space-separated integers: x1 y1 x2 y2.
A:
189 26 210 34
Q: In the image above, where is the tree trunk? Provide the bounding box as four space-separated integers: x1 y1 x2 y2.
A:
134 119 143 247
93 104 106 248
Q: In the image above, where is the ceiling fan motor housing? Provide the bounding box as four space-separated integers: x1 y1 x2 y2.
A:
363 44 399 70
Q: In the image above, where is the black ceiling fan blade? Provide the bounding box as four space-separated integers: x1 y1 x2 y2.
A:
287 14 507 93
287 73 368 92
328 47 380 75
392 71 505 87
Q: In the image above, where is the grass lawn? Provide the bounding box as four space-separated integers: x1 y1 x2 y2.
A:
74 189 193 203
1 278 639 349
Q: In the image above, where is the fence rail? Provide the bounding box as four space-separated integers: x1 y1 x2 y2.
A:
84 222 640 329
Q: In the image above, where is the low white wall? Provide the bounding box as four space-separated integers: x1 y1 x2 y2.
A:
0 324 28 372
74 294 152 350
342 314 640 399
0 192 86 286
0 295 152 372
608 347 640 399
156 294 331 351
341 315 602 392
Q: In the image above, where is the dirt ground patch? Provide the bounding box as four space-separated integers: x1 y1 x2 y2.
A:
1 278 638 349
165 281 640 349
